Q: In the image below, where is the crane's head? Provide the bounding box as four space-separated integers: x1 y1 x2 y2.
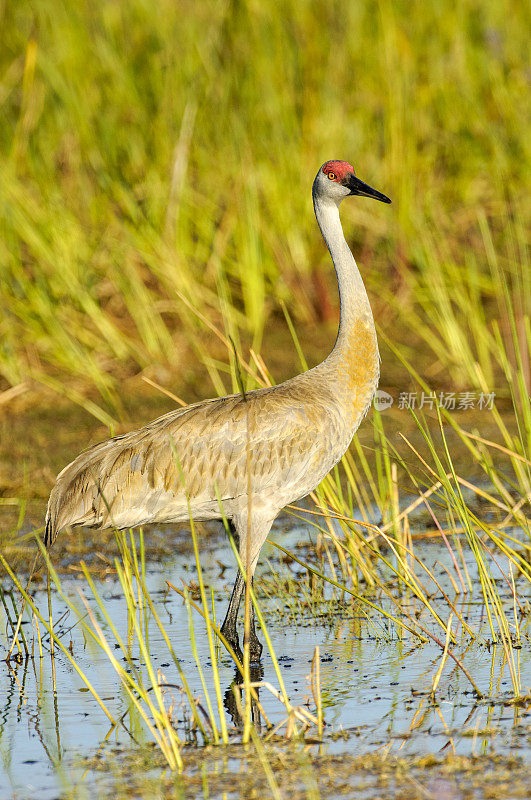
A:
313 160 391 205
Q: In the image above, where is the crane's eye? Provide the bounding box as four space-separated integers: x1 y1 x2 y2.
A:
328 172 336 180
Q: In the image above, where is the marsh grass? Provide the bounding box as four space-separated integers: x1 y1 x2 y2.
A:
0 0 529 420
1 525 326 772
0 0 529 784
71 749 531 800
273 386 529 696
248 292 529 699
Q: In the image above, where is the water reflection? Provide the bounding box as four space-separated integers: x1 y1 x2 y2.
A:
0 522 529 797
223 664 264 731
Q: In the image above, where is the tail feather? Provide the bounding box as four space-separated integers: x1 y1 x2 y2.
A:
44 515 53 547
44 447 109 546
44 496 57 548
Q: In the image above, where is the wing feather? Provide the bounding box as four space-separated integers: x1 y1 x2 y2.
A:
45 377 342 544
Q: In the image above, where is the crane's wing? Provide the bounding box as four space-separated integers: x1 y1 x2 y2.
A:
45 379 341 543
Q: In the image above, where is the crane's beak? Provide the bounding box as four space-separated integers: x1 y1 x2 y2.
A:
346 173 391 204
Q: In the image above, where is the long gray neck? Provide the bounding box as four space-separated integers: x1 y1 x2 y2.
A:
313 193 376 364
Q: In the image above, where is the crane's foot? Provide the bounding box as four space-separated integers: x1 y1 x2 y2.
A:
246 630 263 662
220 621 243 662
220 623 263 663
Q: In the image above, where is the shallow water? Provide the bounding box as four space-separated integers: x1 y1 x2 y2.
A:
0 515 529 799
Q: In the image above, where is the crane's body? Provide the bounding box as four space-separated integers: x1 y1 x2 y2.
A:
45 160 390 659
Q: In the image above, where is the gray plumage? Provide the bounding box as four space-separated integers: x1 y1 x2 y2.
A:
45 160 390 658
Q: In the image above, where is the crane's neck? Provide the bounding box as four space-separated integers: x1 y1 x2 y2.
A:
313 193 379 410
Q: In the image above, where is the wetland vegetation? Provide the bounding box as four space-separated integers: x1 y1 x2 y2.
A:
0 0 529 797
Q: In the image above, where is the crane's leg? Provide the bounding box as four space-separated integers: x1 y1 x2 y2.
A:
220 521 244 658
221 570 262 660
220 512 275 662
220 568 245 659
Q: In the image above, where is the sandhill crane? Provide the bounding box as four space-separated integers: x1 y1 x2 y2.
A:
45 161 391 660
